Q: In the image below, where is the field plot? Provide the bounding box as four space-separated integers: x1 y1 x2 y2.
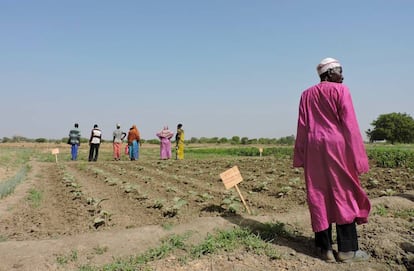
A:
0 143 413 271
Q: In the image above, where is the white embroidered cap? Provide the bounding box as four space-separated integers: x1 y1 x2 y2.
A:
317 57 341 75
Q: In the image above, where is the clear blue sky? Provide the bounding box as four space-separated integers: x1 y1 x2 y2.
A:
1 1 413 140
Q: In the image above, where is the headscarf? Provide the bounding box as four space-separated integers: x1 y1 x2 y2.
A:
128 125 140 142
157 126 174 138
317 57 341 76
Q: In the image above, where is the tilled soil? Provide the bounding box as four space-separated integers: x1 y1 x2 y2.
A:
0 145 413 271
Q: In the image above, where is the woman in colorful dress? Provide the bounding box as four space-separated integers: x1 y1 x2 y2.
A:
127 125 140 160
175 123 184 160
156 126 174 160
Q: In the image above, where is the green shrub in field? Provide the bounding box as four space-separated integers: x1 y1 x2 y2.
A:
367 148 414 168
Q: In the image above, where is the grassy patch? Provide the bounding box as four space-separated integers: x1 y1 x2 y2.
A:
373 204 389 216
0 165 30 199
394 209 414 220
27 189 42 208
79 226 282 270
56 249 78 265
93 245 108 255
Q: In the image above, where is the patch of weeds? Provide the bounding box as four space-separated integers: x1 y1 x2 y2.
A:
134 234 188 265
288 177 300 186
380 188 396 196
56 249 78 265
196 192 214 203
252 222 295 241
93 245 108 255
78 233 189 270
163 197 188 218
77 162 87 171
252 182 269 192
277 186 292 197
373 204 388 216
162 223 174 230
123 183 137 193
166 186 177 193
367 177 380 188
151 199 164 209
190 227 280 260
394 209 414 220
0 235 7 242
78 266 95 271
78 227 281 270
221 195 241 213
27 188 42 208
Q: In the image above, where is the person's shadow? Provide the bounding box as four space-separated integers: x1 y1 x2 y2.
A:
220 213 317 258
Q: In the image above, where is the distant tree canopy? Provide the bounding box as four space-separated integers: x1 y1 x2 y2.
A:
366 112 414 144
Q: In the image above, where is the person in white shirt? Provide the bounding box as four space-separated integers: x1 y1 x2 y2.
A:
88 124 102 162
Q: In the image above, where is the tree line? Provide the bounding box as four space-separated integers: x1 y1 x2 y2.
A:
1 135 296 145
3 112 414 145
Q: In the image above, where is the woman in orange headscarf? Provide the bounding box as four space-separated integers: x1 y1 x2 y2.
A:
127 125 140 160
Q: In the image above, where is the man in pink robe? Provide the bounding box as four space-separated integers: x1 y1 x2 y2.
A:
156 126 174 159
293 57 370 263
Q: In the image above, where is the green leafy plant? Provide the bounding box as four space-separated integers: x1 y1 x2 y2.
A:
163 197 188 217
221 195 241 213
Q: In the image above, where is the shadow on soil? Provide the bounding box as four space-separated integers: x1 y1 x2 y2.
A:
397 193 414 202
222 214 317 258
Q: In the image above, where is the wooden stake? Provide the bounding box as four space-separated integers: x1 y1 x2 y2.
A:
234 184 251 215
51 148 59 163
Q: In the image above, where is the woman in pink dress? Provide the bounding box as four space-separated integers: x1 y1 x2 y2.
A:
293 57 371 263
156 126 174 160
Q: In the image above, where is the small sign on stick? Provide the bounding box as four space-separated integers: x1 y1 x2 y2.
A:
51 148 59 163
220 166 251 214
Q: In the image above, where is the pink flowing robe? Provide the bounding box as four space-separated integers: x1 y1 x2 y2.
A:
293 81 371 233
156 128 174 159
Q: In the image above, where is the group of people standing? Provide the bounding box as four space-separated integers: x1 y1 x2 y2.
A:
67 123 184 162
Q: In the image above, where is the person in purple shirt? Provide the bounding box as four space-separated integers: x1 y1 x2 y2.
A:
293 57 370 263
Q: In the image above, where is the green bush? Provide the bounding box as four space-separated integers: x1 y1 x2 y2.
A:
367 148 414 168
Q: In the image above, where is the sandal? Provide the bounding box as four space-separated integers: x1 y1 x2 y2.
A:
316 248 336 263
338 250 370 263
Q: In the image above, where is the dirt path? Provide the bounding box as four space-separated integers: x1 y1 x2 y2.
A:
0 159 413 271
